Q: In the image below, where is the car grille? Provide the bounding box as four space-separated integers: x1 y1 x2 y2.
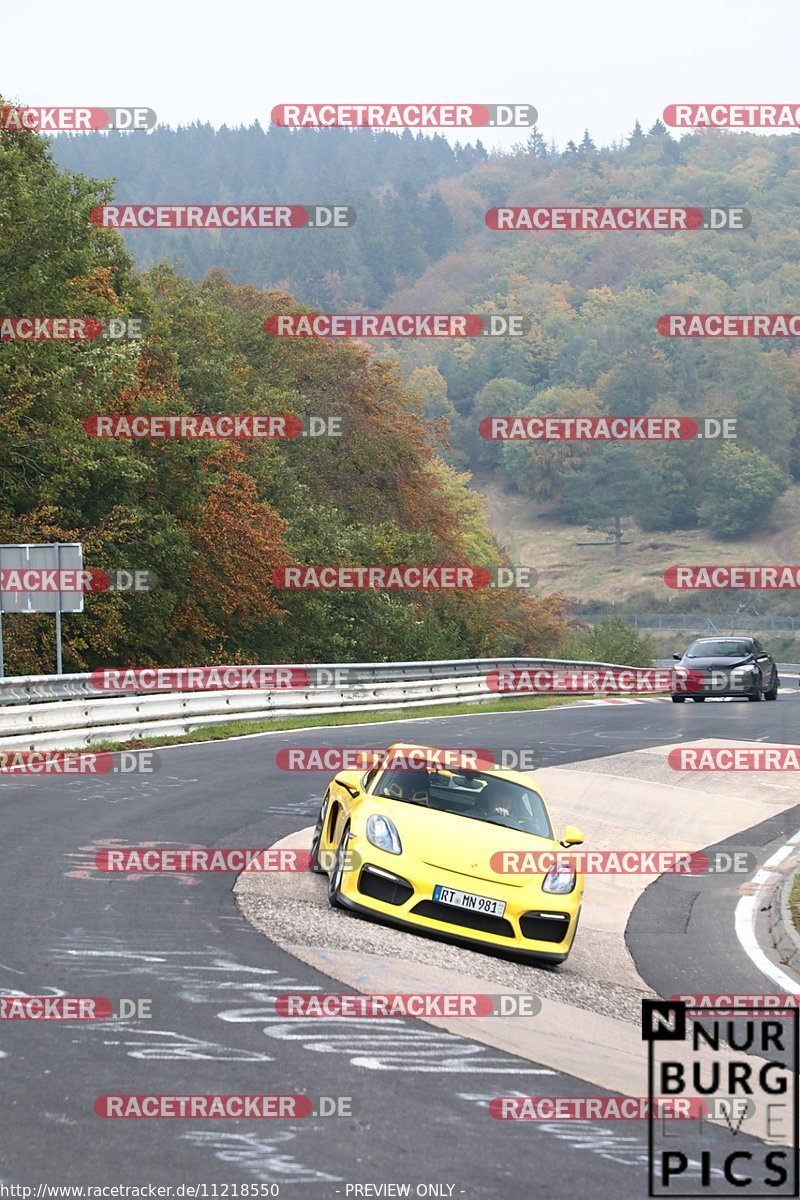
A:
357 865 414 907
421 861 522 888
411 900 515 938
519 911 571 944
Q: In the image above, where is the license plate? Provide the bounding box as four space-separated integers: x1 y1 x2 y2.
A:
433 884 505 917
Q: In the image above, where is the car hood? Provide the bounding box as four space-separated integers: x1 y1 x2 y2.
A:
680 655 754 671
361 800 557 887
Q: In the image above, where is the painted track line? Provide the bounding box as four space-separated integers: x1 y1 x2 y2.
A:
735 828 800 991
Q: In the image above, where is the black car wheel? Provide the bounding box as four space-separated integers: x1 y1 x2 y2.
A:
328 825 349 908
748 686 762 701
764 672 779 701
692 696 706 702
671 695 685 703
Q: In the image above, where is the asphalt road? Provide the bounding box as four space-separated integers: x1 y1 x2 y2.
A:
1 692 798 1194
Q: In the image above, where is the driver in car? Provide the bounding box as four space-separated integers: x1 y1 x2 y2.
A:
484 789 527 826
384 768 430 805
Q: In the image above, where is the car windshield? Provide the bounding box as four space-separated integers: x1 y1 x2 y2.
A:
371 766 553 838
686 639 752 659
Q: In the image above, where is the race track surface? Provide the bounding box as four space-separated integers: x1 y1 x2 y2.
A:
2 692 799 1192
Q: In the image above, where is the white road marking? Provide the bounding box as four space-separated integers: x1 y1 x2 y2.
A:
734 829 800 991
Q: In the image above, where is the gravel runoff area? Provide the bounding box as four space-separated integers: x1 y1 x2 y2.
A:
235 829 656 1026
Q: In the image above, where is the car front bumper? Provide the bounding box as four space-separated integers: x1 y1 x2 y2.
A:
337 836 582 961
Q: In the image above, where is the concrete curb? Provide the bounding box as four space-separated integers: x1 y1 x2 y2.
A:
768 857 800 977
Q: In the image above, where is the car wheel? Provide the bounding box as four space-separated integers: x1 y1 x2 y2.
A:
764 673 779 701
328 825 349 908
692 696 706 703
748 689 762 701
671 695 685 703
309 804 327 874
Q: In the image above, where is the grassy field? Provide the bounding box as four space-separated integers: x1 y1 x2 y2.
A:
475 476 800 606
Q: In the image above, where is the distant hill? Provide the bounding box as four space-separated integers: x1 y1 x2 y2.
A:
51 124 487 307
51 121 800 561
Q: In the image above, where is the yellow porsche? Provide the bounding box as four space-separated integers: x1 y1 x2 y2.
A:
310 743 585 965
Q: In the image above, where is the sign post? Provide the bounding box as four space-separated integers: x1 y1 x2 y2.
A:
0 542 84 677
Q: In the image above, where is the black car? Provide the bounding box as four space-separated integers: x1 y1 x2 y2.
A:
671 636 779 703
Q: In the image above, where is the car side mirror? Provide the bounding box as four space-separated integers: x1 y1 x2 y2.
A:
334 770 361 799
672 654 681 661
560 825 584 848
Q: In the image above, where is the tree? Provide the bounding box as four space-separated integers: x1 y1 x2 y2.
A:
699 446 788 538
578 129 596 156
501 386 601 500
557 618 655 667
558 446 652 558
526 125 548 159
421 190 456 258
635 444 703 531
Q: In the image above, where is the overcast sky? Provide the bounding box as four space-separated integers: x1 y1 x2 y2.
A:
3 0 799 150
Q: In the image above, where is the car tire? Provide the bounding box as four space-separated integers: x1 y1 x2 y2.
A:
328 825 349 908
309 794 329 875
692 696 706 702
671 696 685 703
748 682 762 701
764 673 779 701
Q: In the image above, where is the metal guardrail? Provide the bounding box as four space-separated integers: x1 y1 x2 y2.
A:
3 657 794 753
0 657 631 751
0 657 627 706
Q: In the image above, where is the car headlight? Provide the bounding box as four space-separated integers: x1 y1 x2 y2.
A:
542 864 576 894
366 814 402 855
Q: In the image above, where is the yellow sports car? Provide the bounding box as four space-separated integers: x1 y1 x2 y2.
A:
310 743 585 965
